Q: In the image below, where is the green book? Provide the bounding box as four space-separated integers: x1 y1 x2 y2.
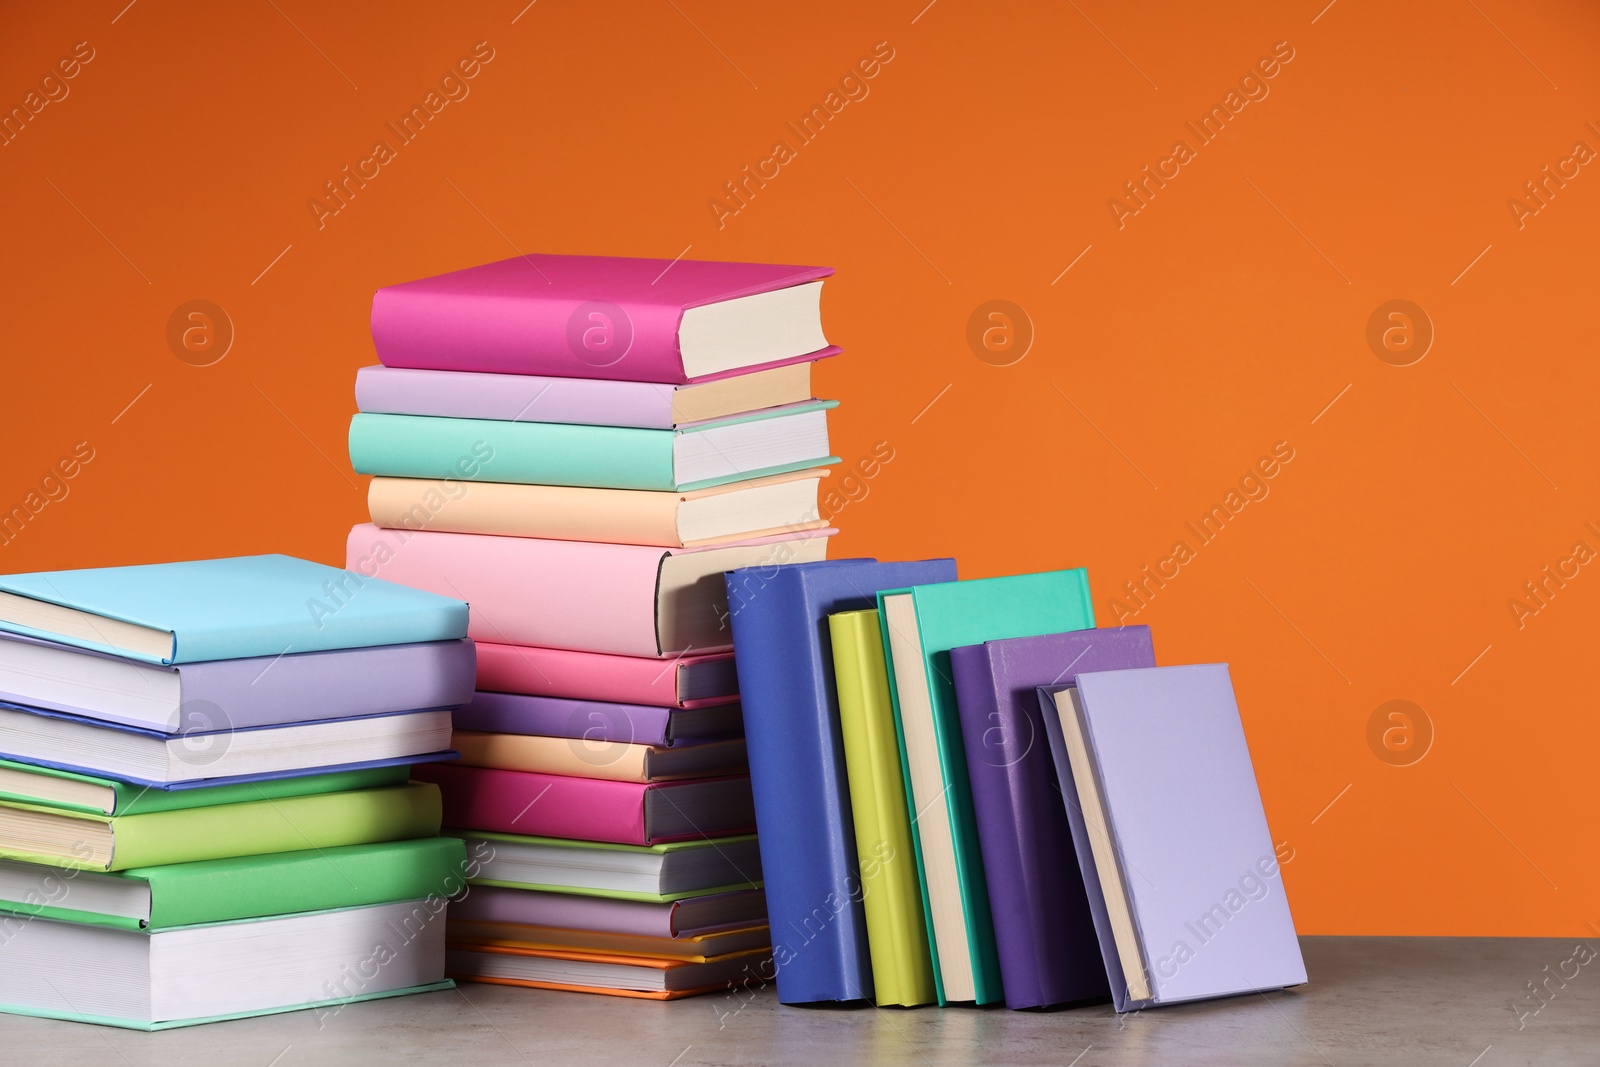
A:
451 828 762 902
829 608 937 1007
0 836 466 929
0 781 442 871
0 757 409 816
876 569 1095 1006
348 401 839 492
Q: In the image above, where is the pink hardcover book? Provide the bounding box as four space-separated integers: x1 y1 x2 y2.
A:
475 643 739 708
345 523 833 658
370 254 841 384
414 763 755 845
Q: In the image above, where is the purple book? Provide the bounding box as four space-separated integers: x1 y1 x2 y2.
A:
453 692 743 746
1039 664 1307 1011
949 625 1156 1009
0 631 475 733
355 363 832 430
450 884 768 938
358 365 684 428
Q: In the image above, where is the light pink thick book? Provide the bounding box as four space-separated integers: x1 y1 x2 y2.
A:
345 524 833 658
370 254 840 384
475 643 739 708
414 763 755 845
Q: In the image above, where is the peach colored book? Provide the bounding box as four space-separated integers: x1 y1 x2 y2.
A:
367 468 828 548
451 731 747 783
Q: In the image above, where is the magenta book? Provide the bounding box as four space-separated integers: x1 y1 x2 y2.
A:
370 254 840 384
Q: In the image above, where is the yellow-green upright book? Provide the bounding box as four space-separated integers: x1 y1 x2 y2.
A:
828 608 936 1007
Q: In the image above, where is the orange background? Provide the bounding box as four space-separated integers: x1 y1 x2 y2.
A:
3 1 1597 936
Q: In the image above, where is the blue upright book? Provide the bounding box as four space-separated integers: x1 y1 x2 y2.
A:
0 554 468 664
724 557 957 1004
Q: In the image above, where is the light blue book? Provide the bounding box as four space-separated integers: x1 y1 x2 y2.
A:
0 554 468 665
1039 664 1307 1011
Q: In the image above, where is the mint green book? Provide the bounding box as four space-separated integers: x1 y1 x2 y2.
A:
348 401 839 491
452 829 762 902
876 569 1095 1006
0 757 409 816
0 836 466 929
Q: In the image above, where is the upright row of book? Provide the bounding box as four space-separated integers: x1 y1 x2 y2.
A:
344 253 844 997
726 560 1309 1011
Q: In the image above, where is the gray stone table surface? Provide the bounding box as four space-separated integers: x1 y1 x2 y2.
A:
1 937 1594 1066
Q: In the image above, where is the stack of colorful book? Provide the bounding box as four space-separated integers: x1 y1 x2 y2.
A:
728 560 1309 1013
345 252 843 998
0 554 474 1029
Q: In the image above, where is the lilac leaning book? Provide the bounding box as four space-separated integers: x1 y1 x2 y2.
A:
0 632 475 733
1039 664 1307 1011
449 884 768 938
948 625 1155 1009
453 693 744 746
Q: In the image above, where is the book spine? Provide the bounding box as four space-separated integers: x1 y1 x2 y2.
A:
449 885 676 937
145 837 468 928
112 763 412 816
349 413 678 491
1035 684 1139 1013
452 693 674 746
725 567 874 1004
451 731 652 782
950 645 1060 1008
829 611 937 1007
345 525 667 658
180 639 477 733
109 783 443 870
355 365 679 428
367 478 688 547
923 643 1005 1004
371 285 692 383
474 643 691 706
413 764 649 845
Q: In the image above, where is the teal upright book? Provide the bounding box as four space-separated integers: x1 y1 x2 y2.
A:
348 401 839 492
0 554 469 665
875 569 1095 1006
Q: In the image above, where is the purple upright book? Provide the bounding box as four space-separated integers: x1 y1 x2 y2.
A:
452 692 744 746
1039 664 1307 1011
948 625 1155 1009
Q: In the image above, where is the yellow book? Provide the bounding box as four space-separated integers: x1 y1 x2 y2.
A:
828 609 937 1007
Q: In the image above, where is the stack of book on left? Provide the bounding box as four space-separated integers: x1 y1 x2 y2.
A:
0 554 475 1030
